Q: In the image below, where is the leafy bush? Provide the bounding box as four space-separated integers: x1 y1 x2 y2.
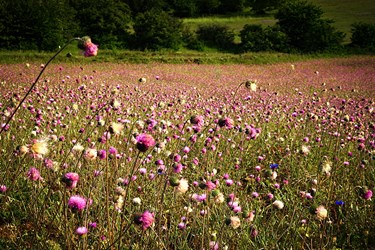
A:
240 24 289 52
196 24 236 51
132 9 184 50
182 27 205 51
350 22 375 51
275 0 345 52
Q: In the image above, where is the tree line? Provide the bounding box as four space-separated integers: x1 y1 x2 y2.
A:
0 0 373 53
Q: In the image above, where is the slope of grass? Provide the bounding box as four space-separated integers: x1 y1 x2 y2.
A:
309 0 375 42
184 0 375 43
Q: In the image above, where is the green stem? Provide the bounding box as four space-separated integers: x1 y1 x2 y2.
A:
0 37 81 135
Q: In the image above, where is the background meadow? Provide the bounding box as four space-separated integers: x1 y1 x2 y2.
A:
0 56 374 249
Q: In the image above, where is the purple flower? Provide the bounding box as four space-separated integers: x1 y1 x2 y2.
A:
270 163 279 170
76 226 88 236
218 117 234 129
335 200 344 206
68 195 87 212
27 167 42 181
363 190 373 200
136 134 156 152
61 172 79 189
140 211 154 230
0 185 7 193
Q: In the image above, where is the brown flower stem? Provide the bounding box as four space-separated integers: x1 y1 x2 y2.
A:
0 37 81 135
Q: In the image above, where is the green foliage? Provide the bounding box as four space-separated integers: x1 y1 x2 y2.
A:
275 0 345 52
132 9 184 50
169 0 199 17
0 0 76 51
350 22 375 51
240 24 289 52
182 27 205 51
219 0 246 13
196 24 236 51
247 0 285 15
71 0 132 49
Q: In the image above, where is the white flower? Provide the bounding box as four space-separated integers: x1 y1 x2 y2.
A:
132 197 141 205
230 216 241 229
273 200 284 209
316 205 328 220
176 179 189 194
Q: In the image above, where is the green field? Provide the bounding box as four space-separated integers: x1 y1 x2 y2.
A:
184 0 375 43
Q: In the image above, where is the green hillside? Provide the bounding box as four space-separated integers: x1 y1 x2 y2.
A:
184 0 375 43
309 0 375 40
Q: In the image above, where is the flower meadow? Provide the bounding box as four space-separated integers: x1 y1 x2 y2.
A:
0 50 374 249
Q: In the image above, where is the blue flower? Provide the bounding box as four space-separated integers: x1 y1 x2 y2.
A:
270 164 279 170
335 200 344 206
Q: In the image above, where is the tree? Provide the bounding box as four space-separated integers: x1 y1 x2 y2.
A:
240 24 289 52
132 9 184 50
247 0 285 15
71 0 132 49
219 0 245 13
168 0 199 17
0 0 77 51
275 0 344 52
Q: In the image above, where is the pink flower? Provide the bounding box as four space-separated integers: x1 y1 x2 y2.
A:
27 167 42 181
136 134 156 152
76 226 88 236
84 42 98 57
218 117 234 129
140 211 154 230
0 185 7 193
363 190 372 200
61 172 79 189
68 195 87 212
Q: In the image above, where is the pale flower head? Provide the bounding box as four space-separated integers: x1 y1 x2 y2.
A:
245 80 257 92
84 148 97 160
316 205 328 220
273 200 284 209
31 138 49 156
321 159 332 174
214 192 225 204
229 216 241 229
176 178 189 194
109 122 124 135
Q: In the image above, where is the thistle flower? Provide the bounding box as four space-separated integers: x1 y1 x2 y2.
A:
209 241 219 250
68 195 87 212
273 200 284 209
84 148 97 160
27 167 42 181
138 77 147 83
78 37 98 57
363 190 373 200
31 138 49 156
76 226 88 236
132 197 141 205
316 205 328 220
61 172 79 189
0 185 7 193
245 80 257 92
136 133 156 152
72 143 84 155
176 178 189 194
139 211 154 230
109 122 124 135
190 115 204 127
213 192 225 203
321 159 332 175
218 118 234 129
226 216 241 229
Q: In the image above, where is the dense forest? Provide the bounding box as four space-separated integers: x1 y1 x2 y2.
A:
0 0 374 53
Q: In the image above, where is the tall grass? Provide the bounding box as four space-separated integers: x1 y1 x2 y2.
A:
0 54 374 249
